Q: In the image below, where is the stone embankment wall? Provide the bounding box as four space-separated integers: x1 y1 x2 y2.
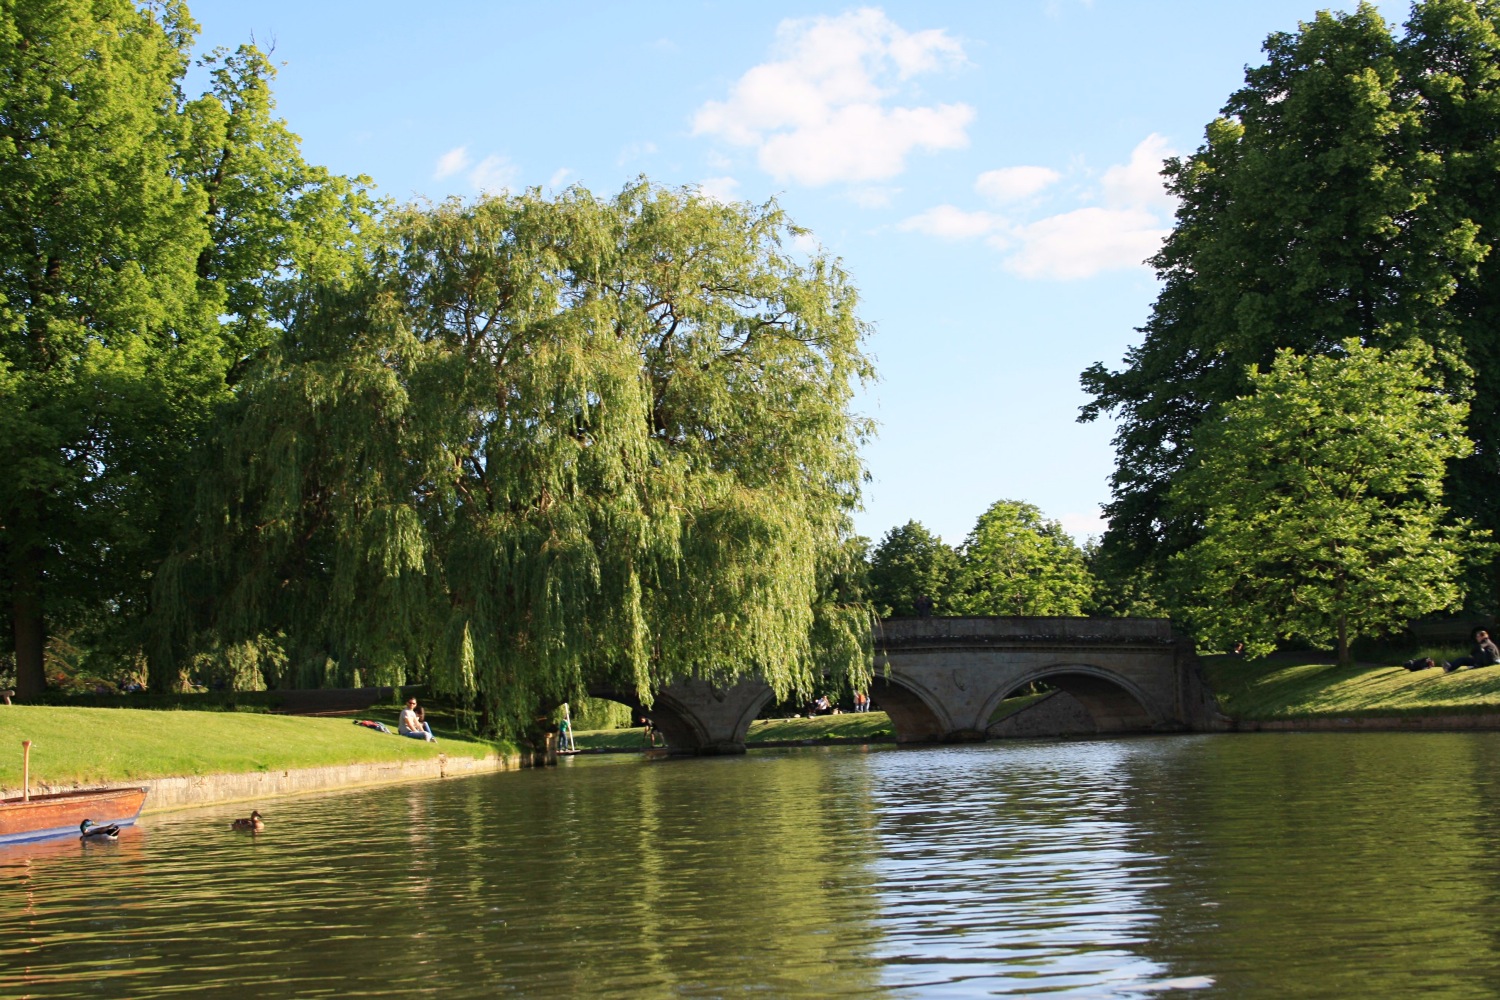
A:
1235 715 1500 732
1 752 523 814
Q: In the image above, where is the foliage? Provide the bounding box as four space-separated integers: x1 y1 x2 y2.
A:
568 696 633 731
1170 340 1490 665
0 0 375 698
866 520 958 617
156 182 874 740
1083 538 1169 618
951 500 1094 616
1080 1 1500 597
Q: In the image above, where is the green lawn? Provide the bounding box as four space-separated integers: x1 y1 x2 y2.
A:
0 706 513 789
1203 651 1500 720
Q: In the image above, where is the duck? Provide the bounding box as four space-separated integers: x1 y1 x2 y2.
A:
230 809 264 833
79 818 120 841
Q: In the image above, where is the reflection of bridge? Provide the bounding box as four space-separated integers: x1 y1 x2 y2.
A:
594 617 1222 755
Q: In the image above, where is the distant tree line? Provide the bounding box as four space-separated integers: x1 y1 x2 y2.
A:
863 501 1111 620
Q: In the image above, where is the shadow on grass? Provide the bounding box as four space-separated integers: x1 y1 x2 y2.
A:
1204 651 1500 720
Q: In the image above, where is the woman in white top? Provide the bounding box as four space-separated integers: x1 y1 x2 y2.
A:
398 698 435 741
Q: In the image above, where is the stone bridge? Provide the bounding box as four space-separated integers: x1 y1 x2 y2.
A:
595 616 1221 755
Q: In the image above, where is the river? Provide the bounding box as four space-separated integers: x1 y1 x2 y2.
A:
4 733 1500 998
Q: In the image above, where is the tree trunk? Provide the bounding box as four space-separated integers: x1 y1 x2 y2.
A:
11 545 47 699
1337 615 1351 668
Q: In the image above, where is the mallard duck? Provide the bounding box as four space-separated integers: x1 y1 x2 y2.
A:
79 818 120 841
230 809 264 832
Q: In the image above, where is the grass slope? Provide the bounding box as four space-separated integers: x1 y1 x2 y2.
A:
1203 652 1500 720
0 706 511 789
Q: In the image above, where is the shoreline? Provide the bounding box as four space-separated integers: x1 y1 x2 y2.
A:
1 751 523 815
1231 713 1500 732
576 714 1500 755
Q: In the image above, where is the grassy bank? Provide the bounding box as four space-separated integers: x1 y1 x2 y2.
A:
1203 652 1500 720
0 706 514 790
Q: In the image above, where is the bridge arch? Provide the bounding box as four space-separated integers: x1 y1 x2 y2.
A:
981 662 1161 734
586 679 778 755
869 673 952 743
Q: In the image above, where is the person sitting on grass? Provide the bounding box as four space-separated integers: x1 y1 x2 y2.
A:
399 697 436 741
1444 628 1500 673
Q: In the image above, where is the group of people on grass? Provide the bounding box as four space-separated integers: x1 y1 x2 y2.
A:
1404 627 1500 674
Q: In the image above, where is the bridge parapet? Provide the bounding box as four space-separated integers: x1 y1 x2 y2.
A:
879 616 1176 646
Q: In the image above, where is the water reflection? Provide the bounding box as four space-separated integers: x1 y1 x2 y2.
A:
4 735 1500 997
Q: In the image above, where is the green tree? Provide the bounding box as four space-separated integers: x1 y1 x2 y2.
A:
0 2 374 698
156 183 874 738
0 0 218 698
866 520 957 617
1083 538 1169 619
951 501 1094 616
1170 340 1488 665
1080 2 1487 581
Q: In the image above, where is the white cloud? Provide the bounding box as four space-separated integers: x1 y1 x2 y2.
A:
1101 132 1176 210
434 146 472 180
548 168 575 189
693 8 972 188
1004 207 1168 280
898 204 1004 240
896 134 1178 280
975 165 1060 204
697 176 741 203
999 134 1177 278
470 154 519 193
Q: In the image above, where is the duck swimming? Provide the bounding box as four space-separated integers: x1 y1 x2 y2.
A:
79 819 120 841
230 810 264 833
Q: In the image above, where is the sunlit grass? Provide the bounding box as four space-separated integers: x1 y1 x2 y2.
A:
1203 651 1500 719
746 713 894 741
0 706 513 789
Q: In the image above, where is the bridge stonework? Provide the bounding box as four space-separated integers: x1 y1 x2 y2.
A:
606 616 1222 755
873 616 1221 743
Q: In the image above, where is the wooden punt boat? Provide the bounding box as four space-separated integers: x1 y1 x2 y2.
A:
0 786 148 845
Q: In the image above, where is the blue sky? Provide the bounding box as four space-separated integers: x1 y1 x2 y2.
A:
188 0 1404 546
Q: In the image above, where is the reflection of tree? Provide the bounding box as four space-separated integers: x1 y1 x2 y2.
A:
1119 734 1500 994
522 753 891 997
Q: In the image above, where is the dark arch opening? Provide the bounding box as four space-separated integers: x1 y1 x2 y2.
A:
991 668 1157 737
870 674 947 743
584 685 704 755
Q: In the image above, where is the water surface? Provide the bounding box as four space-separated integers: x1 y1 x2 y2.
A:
4 733 1500 997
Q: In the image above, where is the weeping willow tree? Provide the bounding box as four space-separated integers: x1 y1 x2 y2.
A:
154 180 874 736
